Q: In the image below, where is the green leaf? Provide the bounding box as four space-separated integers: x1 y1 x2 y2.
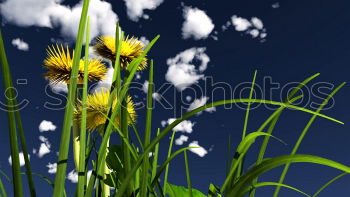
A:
166 183 206 197
227 154 350 196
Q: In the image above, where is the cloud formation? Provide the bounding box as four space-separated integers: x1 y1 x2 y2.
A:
175 135 189 145
182 6 215 40
0 0 118 41
11 38 29 51
188 141 208 157
37 136 51 158
8 152 29 167
47 162 57 174
123 0 163 21
162 118 195 133
166 47 210 91
39 120 57 132
223 15 267 40
187 96 216 114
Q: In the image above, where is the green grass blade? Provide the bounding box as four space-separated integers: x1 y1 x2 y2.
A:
151 129 160 196
208 184 221 197
140 60 154 197
240 182 311 197
221 132 284 192
114 97 342 197
163 130 176 195
242 70 257 139
15 104 36 196
0 177 7 197
53 0 90 196
184 150 193 197
227 154 350 196
313 172 347 197
236 70 257 184
273 82 346 197
77 16 90 197
150 147 196 188
250 73 320 196
0 28 23 197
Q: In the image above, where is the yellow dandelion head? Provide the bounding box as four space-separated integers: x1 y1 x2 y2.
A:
93 35 147 70
75 90 136 132
43 44 107 84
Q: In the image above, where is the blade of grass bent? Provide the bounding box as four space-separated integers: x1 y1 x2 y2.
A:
53 0 90 196
0 28 23 197
140 60 154 197
227 154 350 196
221 132 284 192
150 147 196 187
240 182 311 197
273 82 346 197
312 172 347 197
250 73 320 196
115 97 343 197
77 16 90 197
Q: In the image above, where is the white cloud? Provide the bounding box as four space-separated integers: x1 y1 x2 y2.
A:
188 141 208 157
67 169 92 183
231 15 251 31
226 15 267 40
37 136 51 158
47 162 57 174
8 152 29 167
175 135 189 145
272 2 280 8
139 36 150 46
164 118 194 133
39 120 57 132
251 17 264 29
187 96 216 114
161 120 167 127
165 47 210 91
49 81 68 94
123 0 163 21
67 170 78 183
182 7 214 40
188 96 208 112
39 120 56 132
0 0 118 42
11 38 29 51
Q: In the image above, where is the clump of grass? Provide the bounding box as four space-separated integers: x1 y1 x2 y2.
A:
0 0 349 196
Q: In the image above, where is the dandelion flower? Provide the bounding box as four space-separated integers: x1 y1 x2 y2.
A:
94 36 147 70
75 90 136 132
43 44 107 84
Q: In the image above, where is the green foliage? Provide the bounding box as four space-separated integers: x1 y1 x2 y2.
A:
165 183 206 197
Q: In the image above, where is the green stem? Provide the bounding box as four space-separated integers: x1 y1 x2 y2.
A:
184 150 192 197
0 28 23 197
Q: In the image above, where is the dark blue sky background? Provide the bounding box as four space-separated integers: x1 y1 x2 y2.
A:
1 0 350 196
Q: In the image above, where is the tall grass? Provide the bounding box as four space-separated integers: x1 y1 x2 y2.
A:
0 0 349 196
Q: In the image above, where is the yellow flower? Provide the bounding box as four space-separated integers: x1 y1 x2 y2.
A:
75 90 136 132
43 44 107 84
93 36 147 70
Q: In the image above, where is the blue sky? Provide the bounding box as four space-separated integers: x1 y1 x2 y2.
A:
1 0 350 196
